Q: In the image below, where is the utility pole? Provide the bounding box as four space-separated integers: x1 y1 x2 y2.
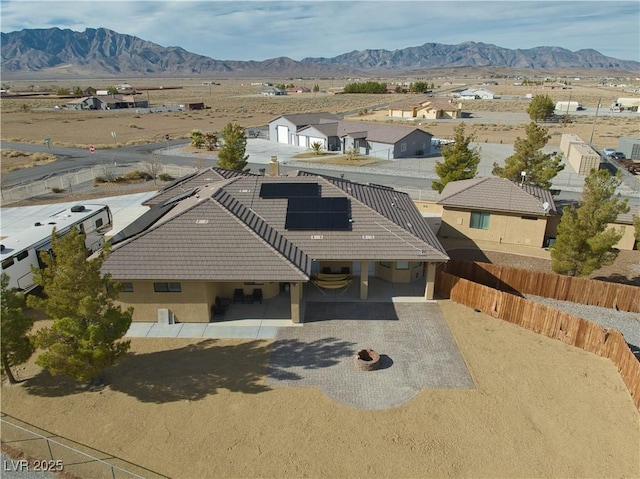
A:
588 98 601 147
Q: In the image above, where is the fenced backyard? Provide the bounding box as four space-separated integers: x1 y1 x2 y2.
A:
435 268 640 410
442 259 640 313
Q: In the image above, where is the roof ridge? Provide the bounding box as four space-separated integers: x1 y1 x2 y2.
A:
438 176 488 202
212 189 311 277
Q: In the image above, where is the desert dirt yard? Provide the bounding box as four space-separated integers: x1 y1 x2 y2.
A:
1 77 638 149
1 301 638 479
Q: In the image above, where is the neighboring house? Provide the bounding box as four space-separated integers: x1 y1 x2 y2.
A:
269 112 341 146
560 133 600 175
101 168 449 324
437 177 558 247
388 95 462 119
65 95 148 110
270 113 432 158
610 205 639 251
456 88 495 100
262 88 287 96
618 137 640 161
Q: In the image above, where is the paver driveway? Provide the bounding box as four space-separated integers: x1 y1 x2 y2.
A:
266 301 474 410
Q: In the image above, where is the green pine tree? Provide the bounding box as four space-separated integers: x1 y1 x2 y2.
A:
27 228 133 384
551 169 629 276
217 122 249 171
527 94 555 121
432 123 481 193
492 122 564 189
1 273 35 384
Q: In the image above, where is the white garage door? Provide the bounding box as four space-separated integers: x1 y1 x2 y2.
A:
308 137 325 148
277 125 289 144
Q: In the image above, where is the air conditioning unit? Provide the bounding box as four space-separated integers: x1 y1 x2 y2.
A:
157 308 174 325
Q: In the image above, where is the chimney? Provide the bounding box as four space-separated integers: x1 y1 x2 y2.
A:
268 156 279 177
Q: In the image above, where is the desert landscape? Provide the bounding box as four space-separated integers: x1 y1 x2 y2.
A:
1 76 638 150
2 74 639 479
1 301 639 478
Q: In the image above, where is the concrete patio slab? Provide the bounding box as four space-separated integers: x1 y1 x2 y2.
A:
175 323 208 338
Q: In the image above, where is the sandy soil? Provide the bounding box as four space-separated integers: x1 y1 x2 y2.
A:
2 301 638 479
1 79 637 149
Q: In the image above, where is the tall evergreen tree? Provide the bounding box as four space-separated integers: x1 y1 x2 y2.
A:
492 122 564 189
1 273 35 384
217 122 249 171
432 123 481 193
527 94 555 121
551 169 629 276
27 229 133 383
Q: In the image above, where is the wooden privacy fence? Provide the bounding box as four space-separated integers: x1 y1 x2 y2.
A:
442 259 640 313
436 269 640 410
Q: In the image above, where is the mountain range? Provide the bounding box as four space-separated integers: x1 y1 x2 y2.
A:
1 27 638 80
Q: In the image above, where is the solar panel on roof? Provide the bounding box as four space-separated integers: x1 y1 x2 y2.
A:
259 182 320 198
285 197 351 231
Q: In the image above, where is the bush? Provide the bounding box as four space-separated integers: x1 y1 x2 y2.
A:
51 187 65 193
158 173 174 181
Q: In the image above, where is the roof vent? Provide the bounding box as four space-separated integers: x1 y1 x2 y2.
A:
195 219 209 224
362 235 375 240
310 235 324 240
70 205 86 212
240 189 251 193
34 222 42 227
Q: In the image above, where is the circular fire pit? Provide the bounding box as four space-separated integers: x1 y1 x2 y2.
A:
354 348 381 371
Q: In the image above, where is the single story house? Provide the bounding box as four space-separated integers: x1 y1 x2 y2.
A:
388 96 462 120
269 113 433 159
437 177 558 247
102 167 449 324
262 88 287 96
65 95 148 110
455 88 495 100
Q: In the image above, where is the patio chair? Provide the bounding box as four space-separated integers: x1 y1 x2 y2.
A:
215 296 228 314
233 288 244 304
252 288 263 304
341 267 351 275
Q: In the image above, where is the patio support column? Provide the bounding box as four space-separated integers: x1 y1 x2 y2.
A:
290 282 302 323
360 260 369 300
424 262 436 300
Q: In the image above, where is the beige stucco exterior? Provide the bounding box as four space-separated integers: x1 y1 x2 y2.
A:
611 222 637 251
117 280 282 323
439 207 550 246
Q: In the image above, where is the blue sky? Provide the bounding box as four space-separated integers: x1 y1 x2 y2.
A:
1 1 639 62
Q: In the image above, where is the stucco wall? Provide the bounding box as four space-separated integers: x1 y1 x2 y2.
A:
440 208 548 246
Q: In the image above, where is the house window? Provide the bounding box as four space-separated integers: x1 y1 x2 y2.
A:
121 282 134 293
154 282 182 293
379 261 391 268
470 212 490 230
412 262 423 268
16 251 29 261
521 216 538 221
396 261 410 270
400 142 407 152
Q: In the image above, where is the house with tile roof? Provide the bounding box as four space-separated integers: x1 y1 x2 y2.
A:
102 168 449 324
270 113 433 158
387 95 462 119
436 177 558 247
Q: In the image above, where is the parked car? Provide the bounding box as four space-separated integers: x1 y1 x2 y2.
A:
602 148 616 157
611 152 626 160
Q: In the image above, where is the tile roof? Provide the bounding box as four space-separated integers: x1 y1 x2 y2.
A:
103 170 449 281
437 177 557 216
272 112 340 128
143 167 254 206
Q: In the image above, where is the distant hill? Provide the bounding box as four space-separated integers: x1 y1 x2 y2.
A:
1 27 638 80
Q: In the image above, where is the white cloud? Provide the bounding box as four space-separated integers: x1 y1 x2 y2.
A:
1 0 638 61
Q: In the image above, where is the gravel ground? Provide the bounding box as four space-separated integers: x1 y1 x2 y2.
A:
523 294 640 352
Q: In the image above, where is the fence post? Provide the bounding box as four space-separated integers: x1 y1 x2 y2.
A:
46 438 54 459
